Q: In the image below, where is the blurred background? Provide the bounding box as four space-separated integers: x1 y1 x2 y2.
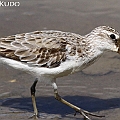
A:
0 0 120 120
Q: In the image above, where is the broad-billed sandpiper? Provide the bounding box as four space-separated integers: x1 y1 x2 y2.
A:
0 26 120 120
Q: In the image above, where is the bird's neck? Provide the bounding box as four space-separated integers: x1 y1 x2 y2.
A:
78 34 104 68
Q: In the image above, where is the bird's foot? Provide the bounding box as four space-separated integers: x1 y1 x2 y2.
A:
74 109 105 120
29 113 39 119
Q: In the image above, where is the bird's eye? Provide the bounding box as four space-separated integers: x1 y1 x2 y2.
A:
110 34 116 39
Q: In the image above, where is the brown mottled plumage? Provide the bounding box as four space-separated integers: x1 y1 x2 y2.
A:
0 30 89 68
0 26 120 120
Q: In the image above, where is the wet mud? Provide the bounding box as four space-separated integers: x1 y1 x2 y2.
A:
0 0 120 120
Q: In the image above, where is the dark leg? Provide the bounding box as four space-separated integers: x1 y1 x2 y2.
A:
30 78 39 119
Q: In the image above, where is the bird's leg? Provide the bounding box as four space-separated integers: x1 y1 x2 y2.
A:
30 78 39 119
52 82 104 120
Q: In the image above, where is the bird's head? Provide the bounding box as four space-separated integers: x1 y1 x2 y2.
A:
88 26 120 54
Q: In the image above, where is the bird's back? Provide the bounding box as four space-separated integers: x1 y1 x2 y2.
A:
0 30 84 68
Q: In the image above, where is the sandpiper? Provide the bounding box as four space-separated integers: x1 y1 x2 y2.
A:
0 26 120 120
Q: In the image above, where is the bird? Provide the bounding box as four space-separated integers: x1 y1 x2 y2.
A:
0 26 120 120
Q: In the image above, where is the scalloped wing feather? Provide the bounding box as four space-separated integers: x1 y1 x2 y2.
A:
0 30 83 68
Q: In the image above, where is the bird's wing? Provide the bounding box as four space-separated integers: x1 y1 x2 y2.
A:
0 30 83 68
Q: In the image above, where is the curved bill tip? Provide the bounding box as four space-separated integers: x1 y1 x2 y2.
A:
118 48 120 53
116 38 120 54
